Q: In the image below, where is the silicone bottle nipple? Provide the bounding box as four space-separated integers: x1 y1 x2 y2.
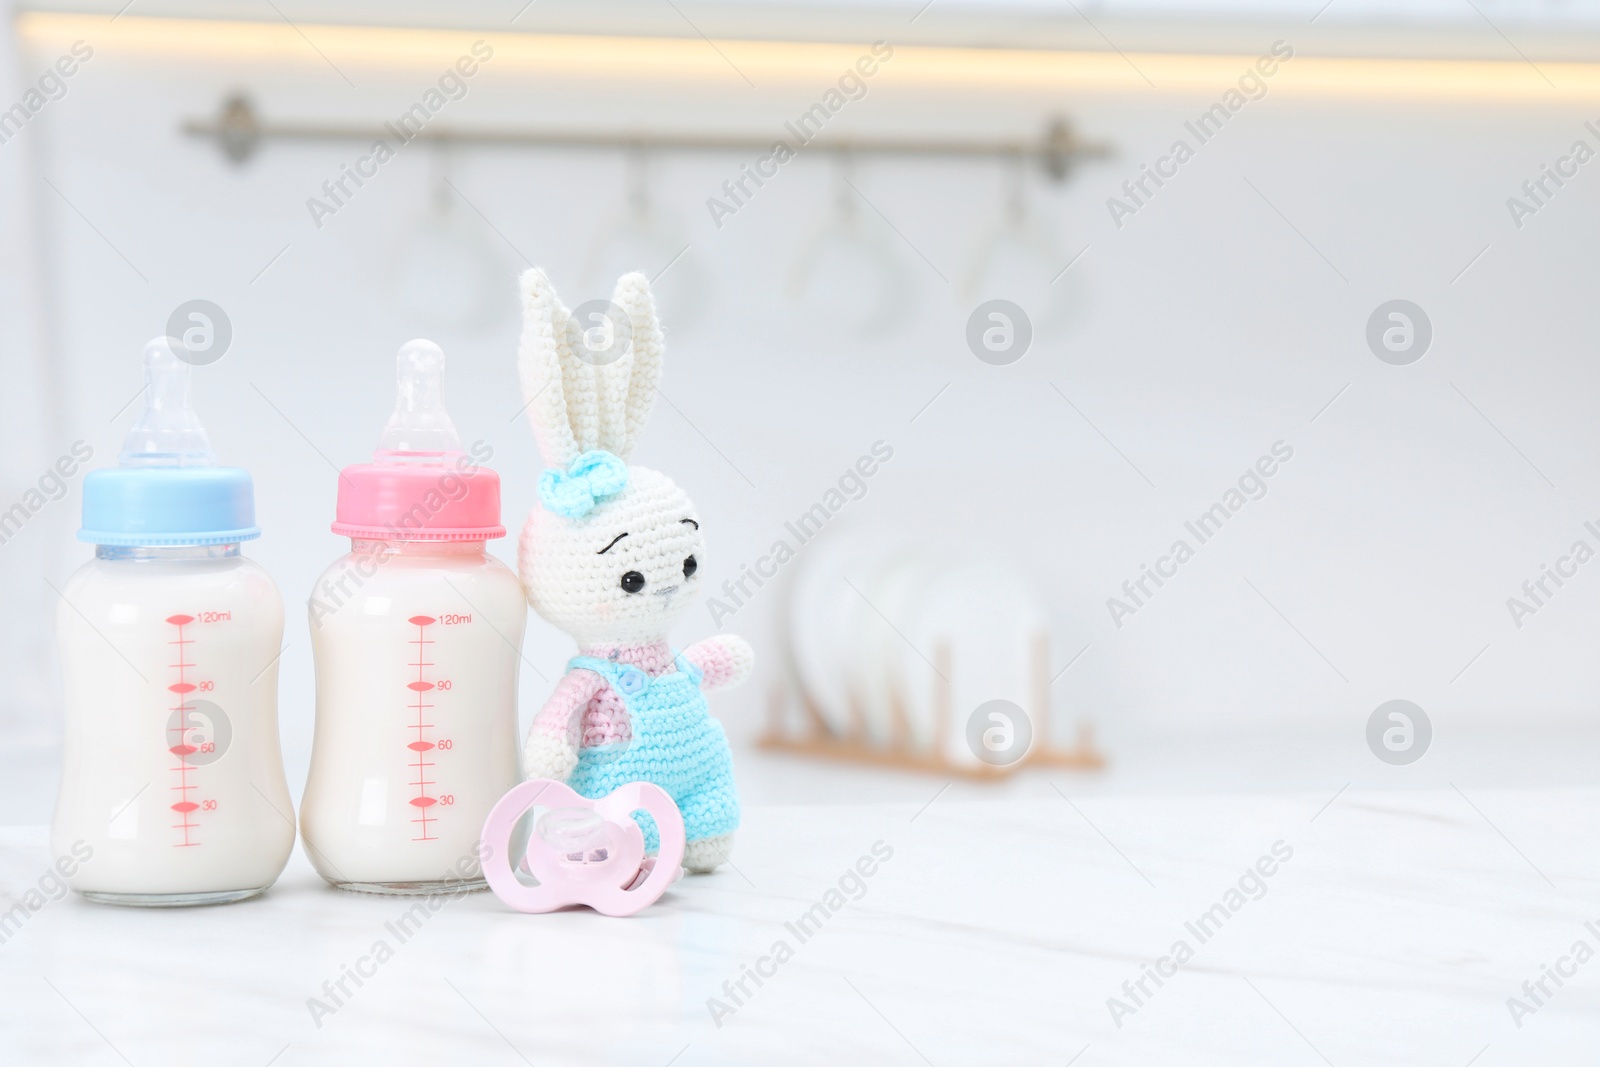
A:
375 339 463 465
119 337 216 468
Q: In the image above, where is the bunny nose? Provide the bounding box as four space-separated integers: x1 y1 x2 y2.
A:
652 585 679 597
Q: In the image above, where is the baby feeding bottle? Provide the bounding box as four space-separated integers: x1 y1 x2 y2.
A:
300 340 524 894
52 338 295 906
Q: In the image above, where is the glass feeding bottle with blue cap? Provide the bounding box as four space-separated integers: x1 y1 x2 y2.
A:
51 338 295 906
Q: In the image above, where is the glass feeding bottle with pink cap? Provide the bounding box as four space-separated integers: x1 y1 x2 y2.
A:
299 340 524 894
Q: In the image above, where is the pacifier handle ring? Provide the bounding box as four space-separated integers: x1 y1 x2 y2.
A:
479 778 576 912
592 782 685 911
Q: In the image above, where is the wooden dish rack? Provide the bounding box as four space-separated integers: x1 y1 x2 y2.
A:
760 634 1105 779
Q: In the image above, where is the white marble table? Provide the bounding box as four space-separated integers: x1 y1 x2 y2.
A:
3 786 1599 1065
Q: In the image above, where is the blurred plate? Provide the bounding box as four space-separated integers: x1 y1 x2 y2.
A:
857 547 939 747
787 522 877 738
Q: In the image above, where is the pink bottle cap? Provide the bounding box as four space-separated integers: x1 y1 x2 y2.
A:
332 340 506 542
479 778 685 916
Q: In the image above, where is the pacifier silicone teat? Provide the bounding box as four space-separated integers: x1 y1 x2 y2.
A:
480 779 685 916
376 339 462 464
120 336 216 468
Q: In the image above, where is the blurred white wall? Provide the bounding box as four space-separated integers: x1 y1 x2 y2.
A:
0 5 59 750
5 7 1600 788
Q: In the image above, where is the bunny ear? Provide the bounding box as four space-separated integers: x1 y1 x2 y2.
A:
522 269 663 466
555 306 602 454
591 309 633 459
517 268 581 468
610 272 663 460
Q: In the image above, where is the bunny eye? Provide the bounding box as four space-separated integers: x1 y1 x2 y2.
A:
619 571 646 594
683 555 698 579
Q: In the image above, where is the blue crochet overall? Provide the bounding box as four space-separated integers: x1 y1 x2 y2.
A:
564 652 740 850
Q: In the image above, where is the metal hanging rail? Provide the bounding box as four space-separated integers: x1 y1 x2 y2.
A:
182 95 1113 180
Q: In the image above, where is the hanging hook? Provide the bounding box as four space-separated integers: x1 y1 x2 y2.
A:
625 143 651 220
428 139 453 214
831 143 858 222
1003 149 1028 225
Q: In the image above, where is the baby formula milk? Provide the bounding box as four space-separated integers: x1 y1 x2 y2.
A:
52 338 295 906
301 340 524 894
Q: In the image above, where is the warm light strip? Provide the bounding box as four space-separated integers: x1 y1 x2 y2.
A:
17 11 1600 100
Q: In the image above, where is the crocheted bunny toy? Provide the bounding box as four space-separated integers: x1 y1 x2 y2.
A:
516 268 752 874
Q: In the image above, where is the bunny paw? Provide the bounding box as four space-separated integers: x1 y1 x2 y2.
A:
684 635 754 692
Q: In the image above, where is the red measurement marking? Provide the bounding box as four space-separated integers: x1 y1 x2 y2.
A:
408 617 440 841
167 616 201 848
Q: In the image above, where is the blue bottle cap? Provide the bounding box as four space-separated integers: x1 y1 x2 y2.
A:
78 338 262 546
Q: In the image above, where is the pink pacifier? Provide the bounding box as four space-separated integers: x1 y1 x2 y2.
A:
479 779 684 916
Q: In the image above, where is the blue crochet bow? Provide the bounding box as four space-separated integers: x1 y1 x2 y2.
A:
538 450 628 518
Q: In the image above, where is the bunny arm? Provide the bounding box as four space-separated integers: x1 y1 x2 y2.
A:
682 634 754 692
523 668 606 782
